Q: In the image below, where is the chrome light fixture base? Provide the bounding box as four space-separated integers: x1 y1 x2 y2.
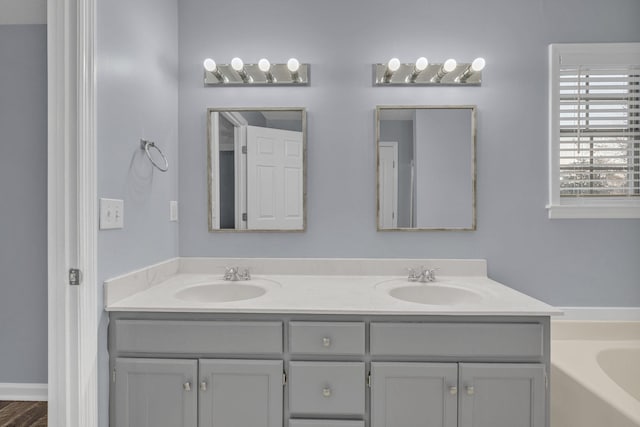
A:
204 63 310 86
373 62 482 86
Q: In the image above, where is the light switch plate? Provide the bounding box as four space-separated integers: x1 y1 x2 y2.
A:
100 198 124 230
170 200 178 222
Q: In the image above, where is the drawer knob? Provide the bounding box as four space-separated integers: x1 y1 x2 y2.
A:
449 386 458 395
200 381 207 391
322 387 332 397
466 385 475 395
322 337 331 347
183 382 191 392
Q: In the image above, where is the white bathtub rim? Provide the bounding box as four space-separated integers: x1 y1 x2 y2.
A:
558 307 640 321
552 339 640 425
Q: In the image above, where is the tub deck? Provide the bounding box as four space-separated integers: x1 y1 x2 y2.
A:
551 321 640 427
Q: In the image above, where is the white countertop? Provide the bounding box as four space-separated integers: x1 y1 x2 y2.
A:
104 258 560 316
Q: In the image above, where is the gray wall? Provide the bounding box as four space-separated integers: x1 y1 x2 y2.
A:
414 109 473 228
0 24 48 384
97 0 179 422
178 0 640 306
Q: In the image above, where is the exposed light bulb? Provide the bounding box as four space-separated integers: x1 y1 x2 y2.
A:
231 57 244 71
287 58 300 73
443 59 457 73
203 58 217 72
258 58 271 73
415 57 429 71
471 57 486 72
387 57 401 72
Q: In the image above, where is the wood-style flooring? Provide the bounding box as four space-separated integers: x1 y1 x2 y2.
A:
0 401 47 427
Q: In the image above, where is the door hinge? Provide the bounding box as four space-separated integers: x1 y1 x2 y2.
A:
367 372 372 388
242 213 247 222
393 160 395 168
242 146 247 154
69 268 81 286
282 371 287 386
112 368 116 383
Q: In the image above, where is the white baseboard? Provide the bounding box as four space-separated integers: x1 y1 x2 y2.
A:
557 307 640 321
0 383 48 401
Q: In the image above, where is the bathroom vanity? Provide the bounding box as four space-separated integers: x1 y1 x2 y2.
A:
105 258 559 427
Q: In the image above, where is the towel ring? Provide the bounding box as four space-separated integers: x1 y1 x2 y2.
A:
140 139 169 172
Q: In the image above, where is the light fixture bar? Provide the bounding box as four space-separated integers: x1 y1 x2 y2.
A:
373 58 484 86
203 58 310 86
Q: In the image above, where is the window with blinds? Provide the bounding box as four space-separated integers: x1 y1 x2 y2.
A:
549 43 640 218
558 66 639 197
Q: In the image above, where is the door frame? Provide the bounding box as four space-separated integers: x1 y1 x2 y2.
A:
209 111 248 229
378 141 399 228
48 0 98 425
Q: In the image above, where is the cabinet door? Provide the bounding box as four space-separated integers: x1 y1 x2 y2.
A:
113 358 197 427
199 359 283 427
371 362 457 427
458 363 545 427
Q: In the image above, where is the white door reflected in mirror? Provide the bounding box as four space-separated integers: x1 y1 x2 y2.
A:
208 108 306 231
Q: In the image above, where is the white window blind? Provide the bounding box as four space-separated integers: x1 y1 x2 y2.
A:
549 43 640 218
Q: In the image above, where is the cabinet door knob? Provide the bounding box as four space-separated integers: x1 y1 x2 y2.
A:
200 381 207 391
183 382 191 392
449 386 458 395
322 387 332 397
322 337 331 347
466 385 475 395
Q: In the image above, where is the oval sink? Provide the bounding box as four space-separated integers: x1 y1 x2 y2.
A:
377 280 484 305
174 280 277 303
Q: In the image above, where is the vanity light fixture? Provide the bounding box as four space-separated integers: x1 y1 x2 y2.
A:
287 57 301 82
432 58 457 83
258 58 275 83
373 57 485 86
203 57 310 86
457 57 486 82
203 58 226 83
407 57 429 83
383 58 401 83
231 57 252 83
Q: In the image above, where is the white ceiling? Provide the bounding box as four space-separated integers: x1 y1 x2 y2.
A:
0 0 46 25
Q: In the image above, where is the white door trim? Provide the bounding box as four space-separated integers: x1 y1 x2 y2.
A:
209 112 221 229
48 0 98 425
378 141 399 228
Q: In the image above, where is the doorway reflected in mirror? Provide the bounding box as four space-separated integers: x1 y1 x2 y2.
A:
208 108 306 231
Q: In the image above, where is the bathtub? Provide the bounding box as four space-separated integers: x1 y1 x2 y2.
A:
551 321 640 427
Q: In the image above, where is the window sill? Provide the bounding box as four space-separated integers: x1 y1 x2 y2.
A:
546 204 640 219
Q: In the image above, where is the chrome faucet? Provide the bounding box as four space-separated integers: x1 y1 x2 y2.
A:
408 266 436 283
224 266 251 281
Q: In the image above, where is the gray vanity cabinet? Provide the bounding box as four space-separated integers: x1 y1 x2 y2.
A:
198 359 283 427
370 362 546 427
114 358 198 427
109 315 550 427
370 362 458 427
110 319 284 427
113 358 282 427
369 322 548 427
458 363 546 427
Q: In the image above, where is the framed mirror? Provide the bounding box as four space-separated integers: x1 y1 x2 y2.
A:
207 107 306 231
376 105 476 231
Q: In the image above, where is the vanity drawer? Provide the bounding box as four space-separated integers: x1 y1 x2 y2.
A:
370 322 543 359
289 322 365 356
290 421 364 427
113 320 282 355
289 362 365 417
